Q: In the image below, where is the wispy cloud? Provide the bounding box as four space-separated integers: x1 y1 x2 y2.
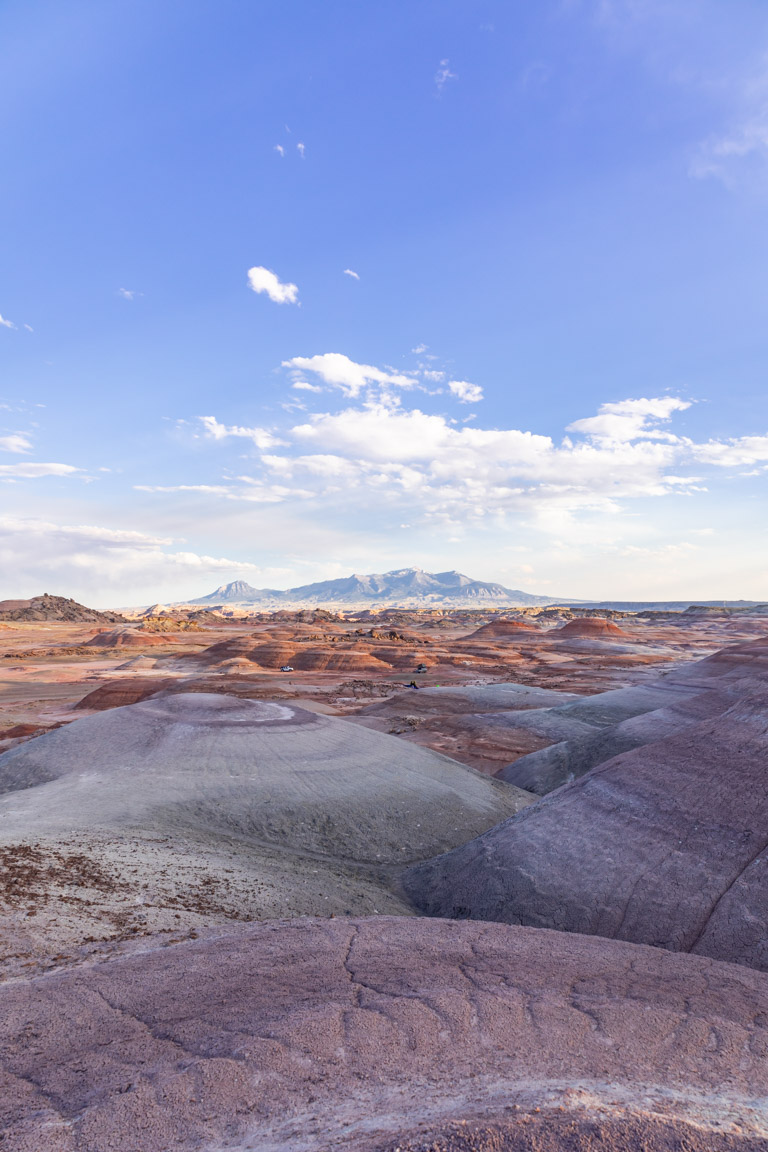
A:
0 433 33 454
692 107 768 190
274 144 285 157
297 141 305 158
247 265 299 305
0 314 16 330
0 462 80 478
434 58 457 93
118 288 142 300
343 268 360 280
198 415 286 449
0 515 265 600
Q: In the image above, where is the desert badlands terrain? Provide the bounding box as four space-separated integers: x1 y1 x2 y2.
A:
2 593 768 1149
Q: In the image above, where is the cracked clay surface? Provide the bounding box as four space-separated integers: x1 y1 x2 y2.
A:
2 916 768 1150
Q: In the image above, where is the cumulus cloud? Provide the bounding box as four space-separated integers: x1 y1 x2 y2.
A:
252 385 729 525
274 144 285 157
0 462 79 478
160 359 768 548
297 142 305 158
0 314 16 329
282 352 416 398
0 434 33 453
448 379 484 403
247 265 298 304
343 269 360 280
199 415 286 449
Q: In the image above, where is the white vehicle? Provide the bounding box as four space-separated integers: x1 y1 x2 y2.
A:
280 665 294 672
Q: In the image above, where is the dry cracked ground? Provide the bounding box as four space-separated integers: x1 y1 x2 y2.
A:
2 599 768 1149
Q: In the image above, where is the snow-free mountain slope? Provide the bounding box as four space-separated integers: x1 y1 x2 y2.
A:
190 567 564 607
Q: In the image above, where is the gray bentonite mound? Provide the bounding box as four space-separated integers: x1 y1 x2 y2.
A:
403 641 768 972
0 692 525 863
495 636 768 793
0 693 529 960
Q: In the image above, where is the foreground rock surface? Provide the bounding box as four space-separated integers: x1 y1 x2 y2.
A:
404 640 768 972
2 917 768 1151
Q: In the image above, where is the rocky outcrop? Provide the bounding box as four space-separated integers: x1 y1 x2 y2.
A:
0 595 126 623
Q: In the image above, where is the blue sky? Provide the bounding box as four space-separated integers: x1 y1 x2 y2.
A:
2 0 768 604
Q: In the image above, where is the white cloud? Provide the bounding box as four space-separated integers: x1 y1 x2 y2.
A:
0 462 79 478
199 415 286 449
282 352 415 398
264 392 710 526
448 379 484 403
135 484 232 495
567 397 691 442
23 323 33 332
274 144 285 157
343 268 360 280
247 265 298 305
0 314 16 329
0 434 33 454
412 343 428 354
691 434 768 467
118 288 141 300
297 141 305 158
435 58 457 93
158 358 768 567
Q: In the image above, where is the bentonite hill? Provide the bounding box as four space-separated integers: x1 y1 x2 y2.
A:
2 599 768 1149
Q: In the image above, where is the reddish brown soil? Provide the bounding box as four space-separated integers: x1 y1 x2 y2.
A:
556 618 631 638
1 606 766 770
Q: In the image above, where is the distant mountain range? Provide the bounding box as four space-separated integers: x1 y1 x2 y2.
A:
188 567 570 608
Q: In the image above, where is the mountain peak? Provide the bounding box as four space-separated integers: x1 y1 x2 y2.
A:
189 568 566 608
